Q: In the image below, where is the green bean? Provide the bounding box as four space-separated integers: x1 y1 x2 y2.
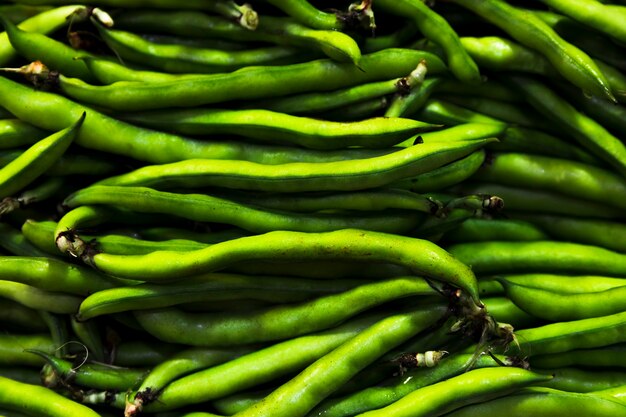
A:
234 305 447 417
499 278 626 321
0 73 413 165
70 316 106 363
454 183 626 218
0 333 53 366
449 241 626 276
136 227 248 244
384 77 442 119
506 75 626 177
53 49 447 111
354 367 551 417
120 109 435 150
473 152 626 210
495 311 626 356
512 213 626 252
80 56 187 84
212 390 268 416
88 229 482 304
62 185 424 235
537 368 626 392
264 0 343 31
443 387 626 417
493 127 599 165
0 112 83 199
0 222 52 257
449 0 615 101
132 310 391 413
532 345 626 369
0 299 46 332
211 189 441 214
0 280 80 314
374 0 480 83
442 218 549 243
95 137 495 192
78 274 367 320
417 99 504 126
316 97 389 122
0 256 118 295
27 349 147 391
493 274 626 294
38 311 70 358
0 119 47 149
459 36 558 77
309 353 512 417
0 376 102 417
538 0 626 43
596 60 626 102
481 296 540 328
133 277 439 347
0 149 121 177
0 5 80 66
96 23 303 74
391 150 486 193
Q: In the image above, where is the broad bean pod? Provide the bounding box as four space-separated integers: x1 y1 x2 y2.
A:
0 119 46 149
538 367 626 392
532 345 626 369
133 277 439 346
86 228 481 304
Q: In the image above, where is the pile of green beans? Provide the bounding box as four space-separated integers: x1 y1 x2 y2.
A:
0 1 625 417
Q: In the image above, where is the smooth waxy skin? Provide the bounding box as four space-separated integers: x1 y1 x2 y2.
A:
0 280 81 314
450 0 615 101
498 274 626 294
96 138 496 192
0 5 80 66
0 113 83 199
234 307 446 417
63 186 424 234
356 367 551 417
443 218 548 243
264 0 340 30
499 279 626 321
538 368 626 392
0 119 47 149
121 109 433 150
0 376 102 417
443 387 626 417
449 241 626 276
133 277 439 346
90 229 481 303
56 49 447 111
507 76 626 177
375 0 481 83
473 152 626 210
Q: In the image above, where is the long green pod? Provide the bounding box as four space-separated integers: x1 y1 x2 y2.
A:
0 222 52 257
0 5 81 66
449 241 626 276
443 387 626 417
0 334 54 366
120 109 435 150
493 311 626 357
264 0 343 31
481 296 540 329
506 75 626 177
53 49 447 111
498 278 626 321
233 306 447 417
442 218 549 243
308 353 513 417
0 376 102 417
0 16 98 83
95 138 496 192
0 299 47 332
26 349 146 391
0 112 84 199
0 75 396 165
374 0 481 83
538 368 626 392
0 281 82 314
453 183 626 219
0 256 119 295
0 149 120 177
391 150 486 193
495 274 626 294
355 367 551 417
133 277 439 346
88 229 481 304
131 311 391 413
512 213 626 253
96 23 302 74
449 0 615 101
538 0 626 43
473 152 626 210
0 119 47 149
63 186 424 234
532 345 626 369
78 274 368 320
384 77 443 119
